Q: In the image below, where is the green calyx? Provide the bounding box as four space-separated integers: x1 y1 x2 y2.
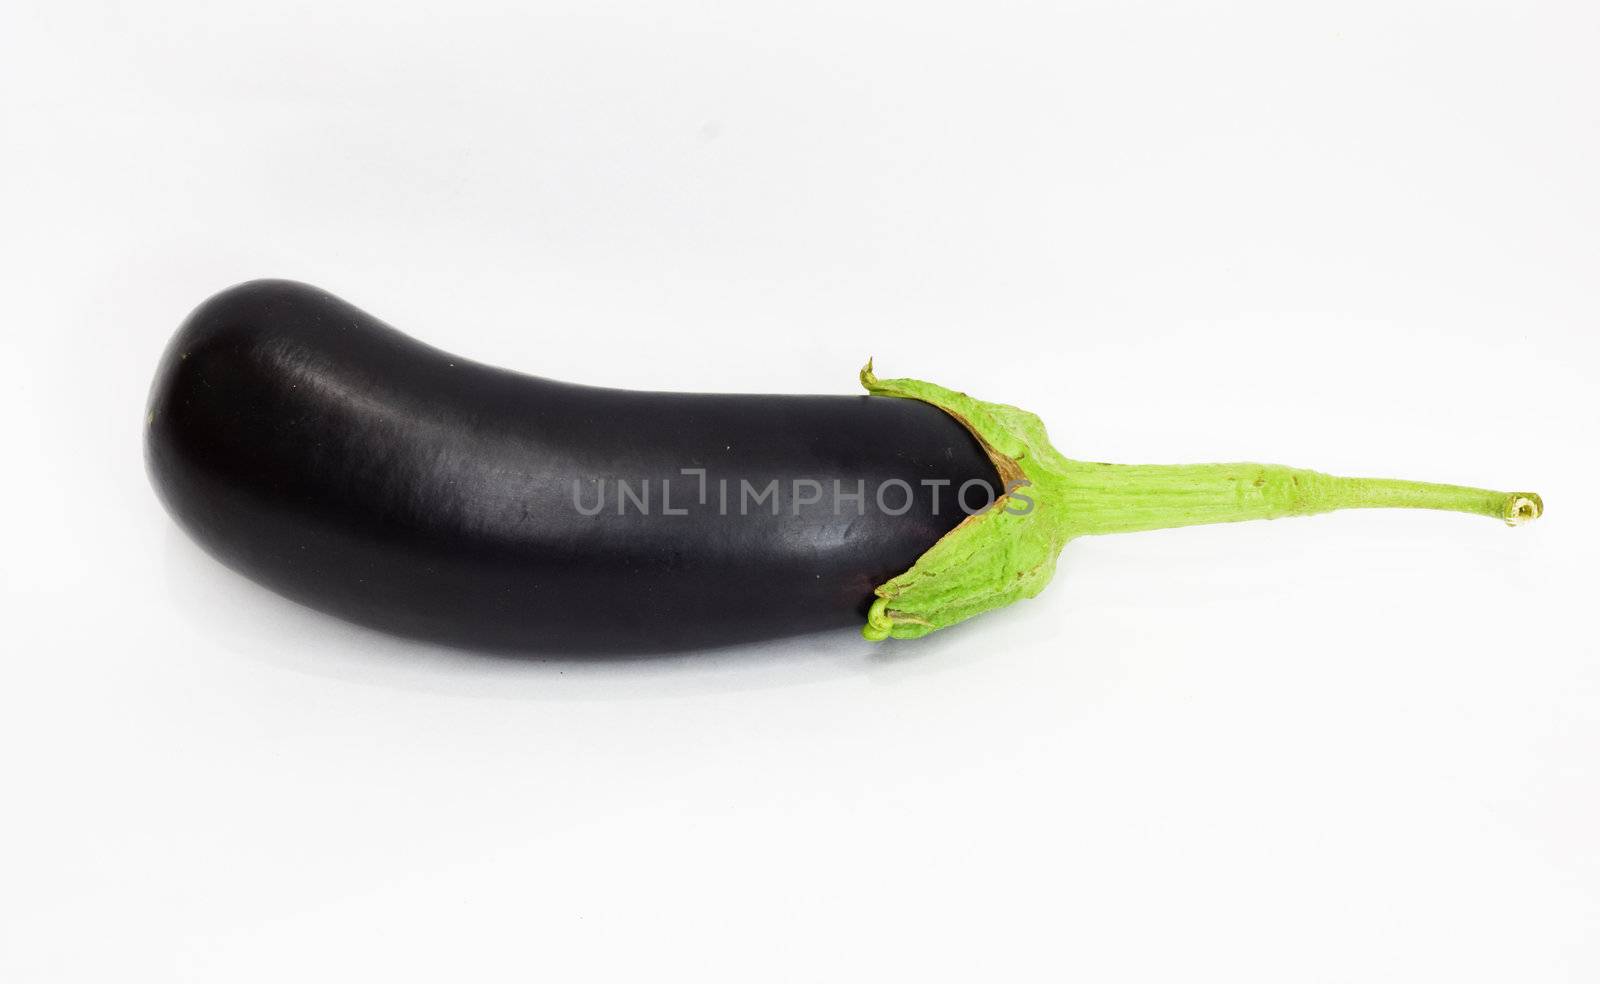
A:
858 362 1542 642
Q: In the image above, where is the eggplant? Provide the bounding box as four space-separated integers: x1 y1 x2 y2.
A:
146 280 1542 654
145 280 1002 652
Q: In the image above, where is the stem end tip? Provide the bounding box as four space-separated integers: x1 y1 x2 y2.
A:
1505 493 1543 526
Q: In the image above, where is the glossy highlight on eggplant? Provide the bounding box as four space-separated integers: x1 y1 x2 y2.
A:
145 280 1001 653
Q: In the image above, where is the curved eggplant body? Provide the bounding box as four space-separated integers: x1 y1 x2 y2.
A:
145 281 998 653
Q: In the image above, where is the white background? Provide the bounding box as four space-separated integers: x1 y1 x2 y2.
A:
2 2 1596 980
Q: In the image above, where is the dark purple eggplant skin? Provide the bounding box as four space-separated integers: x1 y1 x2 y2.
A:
145 280 999 654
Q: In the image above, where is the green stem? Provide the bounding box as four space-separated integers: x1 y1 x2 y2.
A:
1056 462 1542 538
857 361 1543 642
